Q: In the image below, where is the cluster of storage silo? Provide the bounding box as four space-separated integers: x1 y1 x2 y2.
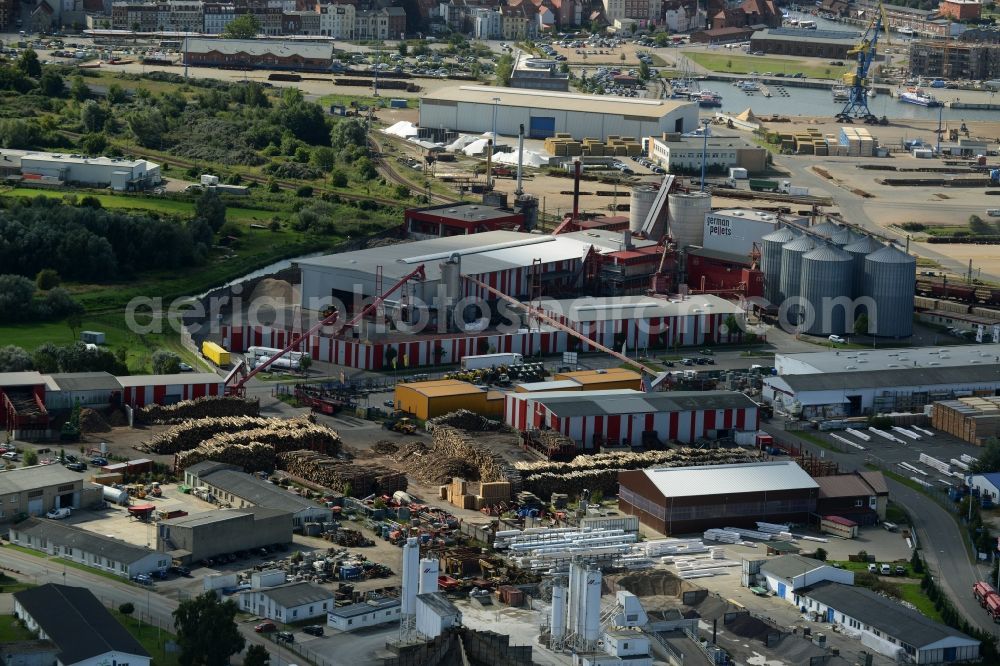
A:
759 221 915 338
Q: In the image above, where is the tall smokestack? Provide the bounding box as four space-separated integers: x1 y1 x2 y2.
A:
572 160 581 222
401 537 419 617
516 124 525 196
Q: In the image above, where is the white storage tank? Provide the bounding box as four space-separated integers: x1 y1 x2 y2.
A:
629 186 657 234
668 192 711 248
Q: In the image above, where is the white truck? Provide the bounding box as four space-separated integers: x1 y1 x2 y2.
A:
779 180 809 196
200 174 220 187
727 167 748 187
460 353 523 371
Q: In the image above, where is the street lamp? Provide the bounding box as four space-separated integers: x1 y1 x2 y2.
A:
491 97 501 152
700 118 711 192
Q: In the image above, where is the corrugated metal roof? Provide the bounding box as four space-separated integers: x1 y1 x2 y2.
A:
815 474 877 499
644 461 818 498
183 37 334 59
14 518 159 564
768 364 1000 392
256 581 332 608
517 380 580 391
777 344 1000 374
50 372 121 392
529 389 758 417
760 554 829 580
550 294 742 323
0 465 83 494
0 371 58 390
401 380 484 398
423 85 693 119
117 373 223 387
329 597 399 618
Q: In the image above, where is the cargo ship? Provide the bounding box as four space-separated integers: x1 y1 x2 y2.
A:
897 88 941 107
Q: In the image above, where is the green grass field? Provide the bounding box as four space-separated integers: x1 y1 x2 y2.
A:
1 188 285 223
317 92 418 110
113 610 181 666
686 52 845 80
0 615 35 642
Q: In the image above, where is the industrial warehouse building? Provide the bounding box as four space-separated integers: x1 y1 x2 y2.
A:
182 463 331 527
505 389 760 449
240 580 334 622
1 149 161 191
0 465 86 521
764 345 1000 418
759 554 855 603
14 584 151 666
649 135 769 174
404 203 525 240
157 508 293 564
749 28 861 59
10 519 170 577
328 597 401 631
799 582 980 663
419 86 698 140
394 379 504 420
182 37 335 71
618 461 819 534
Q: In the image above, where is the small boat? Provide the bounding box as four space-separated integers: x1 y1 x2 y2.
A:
799 20 817 29
737 80 759 91
696 91 723 107
897 88 941 107
832 84 850 101
868 88 877 98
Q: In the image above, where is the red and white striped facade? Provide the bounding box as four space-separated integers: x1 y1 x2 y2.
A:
545 310 740 350
504 389 760 449
118 374 225 407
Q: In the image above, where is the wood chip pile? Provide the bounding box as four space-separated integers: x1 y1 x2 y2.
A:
175 418 342 470
515 448 763 496
396 425 522 490
426 410 509 432
278 450 407 497
136 396 260 424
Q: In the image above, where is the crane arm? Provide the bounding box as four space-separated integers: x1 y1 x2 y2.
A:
462 274 664 382
227 264 426 393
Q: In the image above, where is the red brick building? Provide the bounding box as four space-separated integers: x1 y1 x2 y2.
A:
404 203 525 239
938 0 980 20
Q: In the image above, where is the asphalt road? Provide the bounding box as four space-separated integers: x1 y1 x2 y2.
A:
764 423 1000 638
0 547 304 665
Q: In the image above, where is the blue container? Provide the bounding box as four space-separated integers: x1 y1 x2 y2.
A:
390 98 408 109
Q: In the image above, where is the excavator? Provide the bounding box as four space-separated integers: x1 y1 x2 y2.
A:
836 0 890 124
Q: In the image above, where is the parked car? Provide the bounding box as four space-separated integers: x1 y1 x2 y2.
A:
46 507 71 519
699 349 714 355
303 625 325 637
275 631 294 643
867 563 877 573
178 362 193 372
2 452 19 460
169 565 191 576
133 574 153 585
828 335 846 344
255 622 277 633
895 565 907 576
879 563 891 575
65 462 86 472
90 457 108 466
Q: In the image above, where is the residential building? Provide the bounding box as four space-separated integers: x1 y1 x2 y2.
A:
203 2 236 33
183 463 332 526
157 507 293 564
318 1 354 37
501 2 537 40
283 9 320 33
663 0 705 32
240 581 335 622
13 584 151 666
938 0 980 20
10 518 170 578
165 0 203 30
354 5 404 39
0 464 85 521
328 597 401 631
814 471 889 525
909 40 1000 80
800 582 980 663
0 0 15 32
856 0 957 38
758 554 855 603
471 6 501 38
649 133 768 174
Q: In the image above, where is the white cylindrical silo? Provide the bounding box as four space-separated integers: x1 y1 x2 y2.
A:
550 582 567 644
419 557 439 595
439 253 462 301
668 191 711 248
567 563 582 638
401 537 420 615
630 186 657 234
582 567 603 646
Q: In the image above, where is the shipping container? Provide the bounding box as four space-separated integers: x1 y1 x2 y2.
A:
202 341 231 367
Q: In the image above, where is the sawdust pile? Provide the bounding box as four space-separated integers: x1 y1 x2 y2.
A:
79 408 111 433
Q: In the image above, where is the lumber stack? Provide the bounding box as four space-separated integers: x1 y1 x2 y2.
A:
932 398 1000 446
136 396 260 424
278 450 407 497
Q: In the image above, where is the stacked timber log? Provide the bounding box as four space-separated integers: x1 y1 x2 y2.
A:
278 450 407 497
176 441 276 473
138 416 311 454
136 396 260 424
515 448 763 496
175 419 341 470
426 410 509 432
429 426 522 491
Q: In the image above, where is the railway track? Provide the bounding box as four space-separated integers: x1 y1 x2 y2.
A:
367 133 459 206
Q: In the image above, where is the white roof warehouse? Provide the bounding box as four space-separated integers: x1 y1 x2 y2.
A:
419 85 698 141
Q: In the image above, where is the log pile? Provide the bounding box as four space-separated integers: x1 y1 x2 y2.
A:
138 416 298 454
396 426 522 491
426 410 509 433
515 448 763 497
175 441 276 473
175 419 342 470
278 450 407 497
136 396 260 424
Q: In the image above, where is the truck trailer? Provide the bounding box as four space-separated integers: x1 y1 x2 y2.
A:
460 353 524 370
202 341 231 367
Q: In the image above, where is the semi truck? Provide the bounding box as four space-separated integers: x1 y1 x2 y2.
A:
460 353 524 370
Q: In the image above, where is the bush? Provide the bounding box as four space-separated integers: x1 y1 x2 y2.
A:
35 269 61 291
296 185 314 198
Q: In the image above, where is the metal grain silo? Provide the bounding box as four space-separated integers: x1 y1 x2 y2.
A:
761 226 800 304
808 220 842 238
844 235 883 298
630 186 657 234
778 235 815 325
864 243 916 338
667 192 711 249
800 244 853 335
831 227 859 247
